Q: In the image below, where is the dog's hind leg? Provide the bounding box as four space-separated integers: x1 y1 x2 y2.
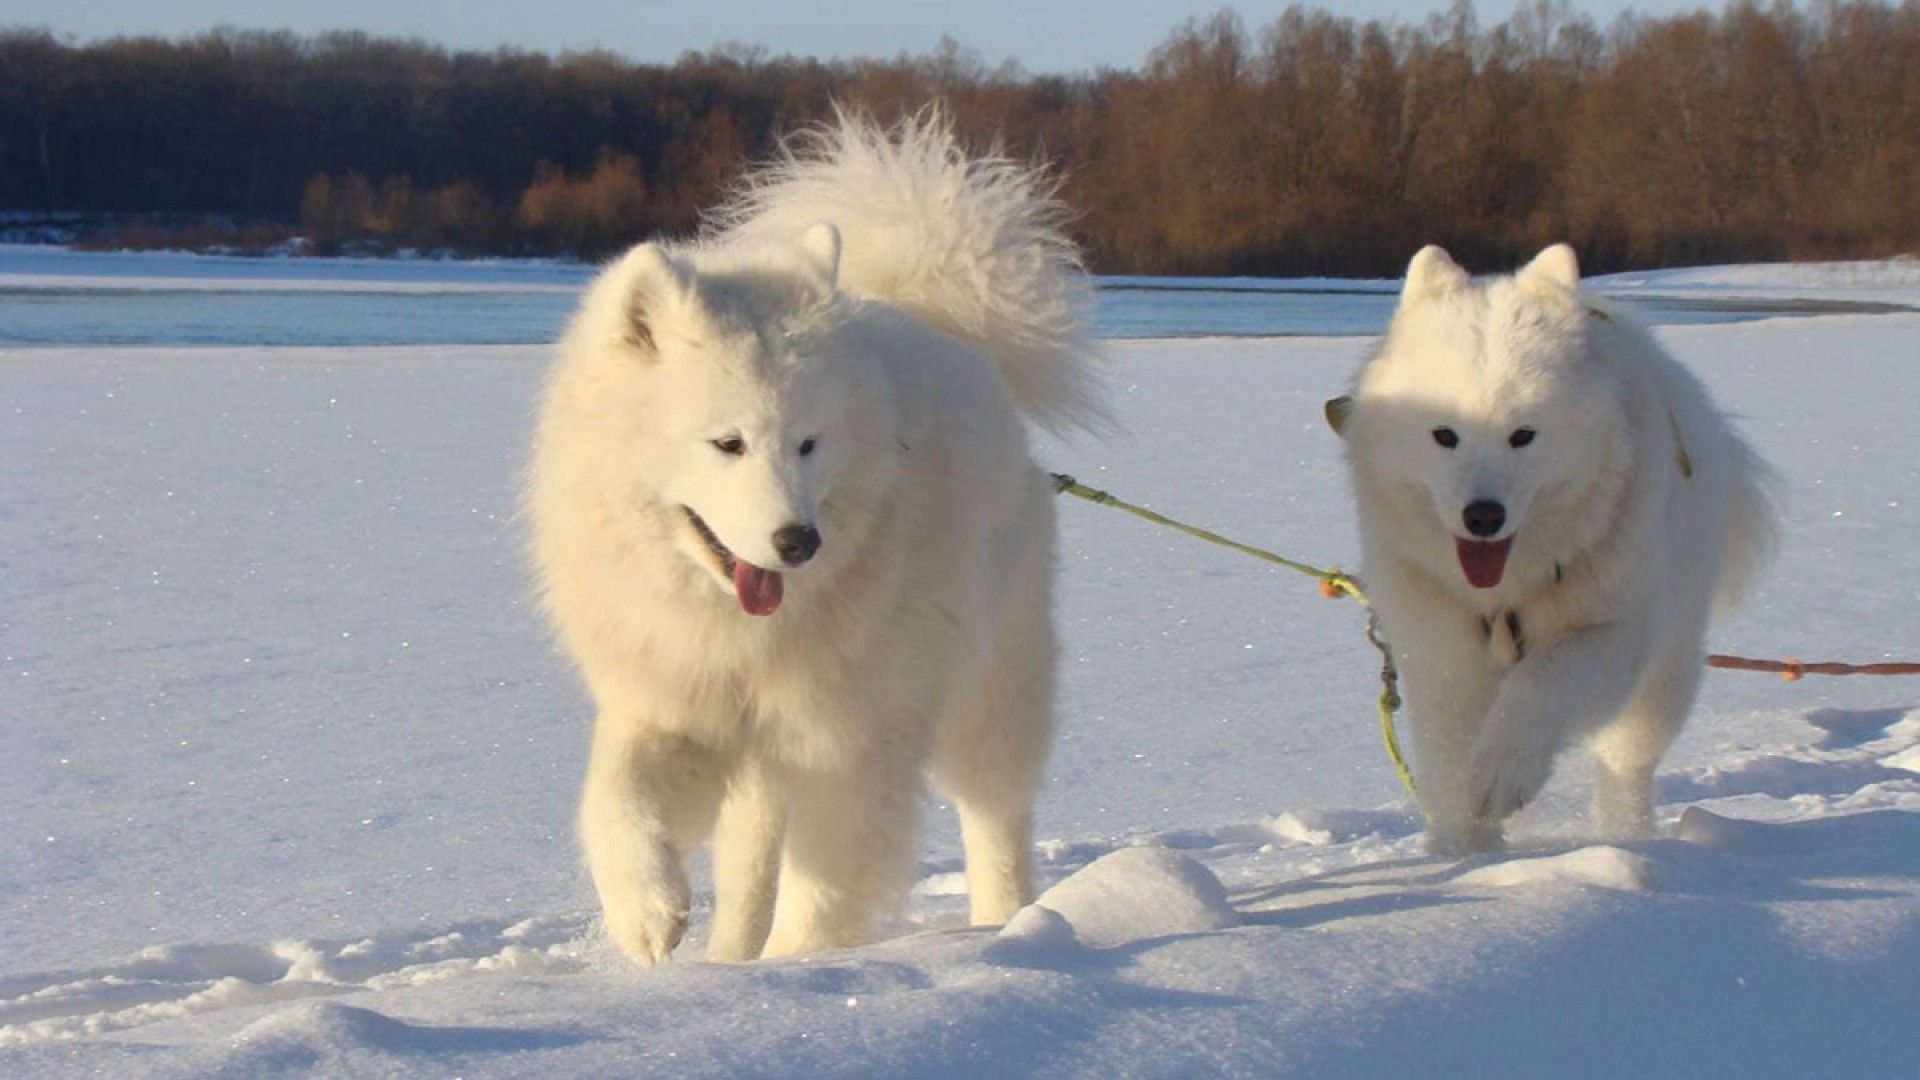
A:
1589 636 1702 840
953 798 1035 926
760 747 925 958
706 757 784 962
579 720 728 966
934 513 1059 926
931 634 1055 926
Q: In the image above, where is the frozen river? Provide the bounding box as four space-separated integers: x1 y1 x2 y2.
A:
3 244 1908 346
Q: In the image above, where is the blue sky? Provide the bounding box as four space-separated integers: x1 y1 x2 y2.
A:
7 1 1722 73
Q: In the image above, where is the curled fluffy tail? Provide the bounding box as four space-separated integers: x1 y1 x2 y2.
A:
709 108 1107 433
1715 434 1782 614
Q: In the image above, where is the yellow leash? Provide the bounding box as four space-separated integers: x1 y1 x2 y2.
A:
1050 474 1416 796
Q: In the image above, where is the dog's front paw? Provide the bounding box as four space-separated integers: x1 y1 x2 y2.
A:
1425 817 1505 856
1468 722 1558 825
601 877 691 966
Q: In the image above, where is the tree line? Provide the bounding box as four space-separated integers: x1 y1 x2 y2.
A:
2 1 1916 274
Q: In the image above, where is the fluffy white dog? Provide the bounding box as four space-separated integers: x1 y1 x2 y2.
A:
1334 244 1776 853
527 113 1103 963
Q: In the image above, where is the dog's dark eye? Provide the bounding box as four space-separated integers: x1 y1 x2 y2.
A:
1509 427 1536 448
799 436 818 457
1431 427 1459 449
711 435 746 456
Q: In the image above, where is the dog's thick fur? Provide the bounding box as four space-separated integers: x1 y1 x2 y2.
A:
528 113 1102 963
1336 244 1777 853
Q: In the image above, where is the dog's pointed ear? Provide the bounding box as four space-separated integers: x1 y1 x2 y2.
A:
623 243 692 354
798 222 841 288
1324 395 1354 439
1402 245 1468 305
1518 243 1580 295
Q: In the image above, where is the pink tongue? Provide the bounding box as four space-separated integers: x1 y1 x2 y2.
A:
732 561 784 616
1456 537 1513 589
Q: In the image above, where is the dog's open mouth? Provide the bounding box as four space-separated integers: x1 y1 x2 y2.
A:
1456 536 1513 589
683 507 784 616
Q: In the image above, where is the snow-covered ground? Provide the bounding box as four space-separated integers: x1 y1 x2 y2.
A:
4 264 1918 1075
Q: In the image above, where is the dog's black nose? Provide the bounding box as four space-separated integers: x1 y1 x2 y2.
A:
1463 500 1506 538
772 524 821 567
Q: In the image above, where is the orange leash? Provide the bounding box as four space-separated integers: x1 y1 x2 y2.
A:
1707 654 1920 682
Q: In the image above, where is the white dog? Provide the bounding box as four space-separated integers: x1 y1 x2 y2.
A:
527 113 1103 963
1333 244 1776 853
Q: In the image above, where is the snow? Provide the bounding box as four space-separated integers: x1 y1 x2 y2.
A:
4 265 1920 1075
1451 846 1656 892
1021 847 1239 948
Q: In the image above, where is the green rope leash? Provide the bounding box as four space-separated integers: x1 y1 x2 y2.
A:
1050 473 1415 797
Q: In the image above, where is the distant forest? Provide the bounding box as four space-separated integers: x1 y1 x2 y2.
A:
2 1 1917 275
